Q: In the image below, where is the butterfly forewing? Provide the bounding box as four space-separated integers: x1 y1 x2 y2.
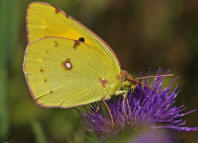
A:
26 2 121 71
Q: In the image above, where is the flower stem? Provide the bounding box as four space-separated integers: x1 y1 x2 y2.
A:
31 121 47 143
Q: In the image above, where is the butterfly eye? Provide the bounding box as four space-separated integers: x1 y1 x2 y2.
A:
78 37 85 42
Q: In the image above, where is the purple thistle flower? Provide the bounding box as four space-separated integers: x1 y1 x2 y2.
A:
76 68 198 137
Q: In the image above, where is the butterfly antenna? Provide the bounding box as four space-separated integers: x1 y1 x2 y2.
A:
140 81 159 92
103 99 114 129
134 73 174 92
135 73 174 80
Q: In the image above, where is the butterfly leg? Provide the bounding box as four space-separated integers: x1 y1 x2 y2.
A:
103 99 114 129
114 90 128 96
102 89 114 129
122 93 130 125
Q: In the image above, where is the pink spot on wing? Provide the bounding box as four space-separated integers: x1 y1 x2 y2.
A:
99 78 108 88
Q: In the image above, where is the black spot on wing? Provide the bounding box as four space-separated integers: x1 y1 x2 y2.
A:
78 37 85 42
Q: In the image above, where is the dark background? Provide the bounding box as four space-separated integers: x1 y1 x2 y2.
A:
0 0 197 142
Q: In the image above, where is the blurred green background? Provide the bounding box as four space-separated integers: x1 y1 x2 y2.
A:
0 0 198 142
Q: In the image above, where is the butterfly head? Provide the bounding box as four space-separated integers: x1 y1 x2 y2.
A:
117 70 137 91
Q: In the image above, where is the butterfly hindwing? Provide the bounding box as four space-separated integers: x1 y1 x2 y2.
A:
24 37 121 108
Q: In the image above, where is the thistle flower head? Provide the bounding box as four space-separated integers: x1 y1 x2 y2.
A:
77 68 198 137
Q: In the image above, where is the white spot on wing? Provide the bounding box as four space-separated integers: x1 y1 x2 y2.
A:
65 62 71 69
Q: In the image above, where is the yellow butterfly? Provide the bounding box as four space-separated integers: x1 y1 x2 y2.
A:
23 2 131 108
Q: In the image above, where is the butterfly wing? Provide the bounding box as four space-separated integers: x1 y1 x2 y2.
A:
23 37 121 108
26 2 120 69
